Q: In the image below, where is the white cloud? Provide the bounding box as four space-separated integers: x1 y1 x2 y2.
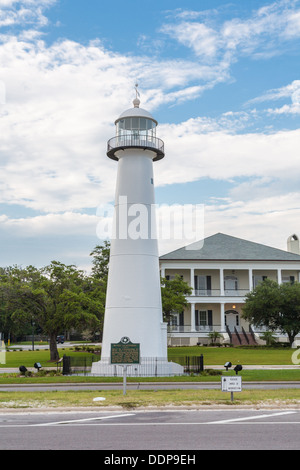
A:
0 0 299 269
0 0 56 27
246 80 300 115
161 0 300 63
156 120 300 186
0 30 238 214
202 191 300 254
0 211 98 236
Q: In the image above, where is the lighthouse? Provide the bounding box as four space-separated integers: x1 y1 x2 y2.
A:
91 88 183 376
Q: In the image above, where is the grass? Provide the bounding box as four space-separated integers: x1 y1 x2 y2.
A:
2 348 95 368
168 346 296 365
2 345 298 368
0 346 299 384
0 388 300 409
0 368 299 384
0 346 299 409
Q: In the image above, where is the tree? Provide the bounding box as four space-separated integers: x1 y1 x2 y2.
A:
90 241 110 285
259 331 277 346
242 278 300 346
208 331 223 344
2 262 103 361
161 275 192 322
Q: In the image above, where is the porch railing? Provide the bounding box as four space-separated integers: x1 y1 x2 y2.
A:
168 324 223 333
193 289 250 297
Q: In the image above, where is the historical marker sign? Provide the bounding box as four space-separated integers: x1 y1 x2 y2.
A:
110 337 140 365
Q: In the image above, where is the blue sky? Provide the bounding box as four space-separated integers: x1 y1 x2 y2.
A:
0 0 300 270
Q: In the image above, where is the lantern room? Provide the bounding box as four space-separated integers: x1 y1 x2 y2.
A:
107 95 164 162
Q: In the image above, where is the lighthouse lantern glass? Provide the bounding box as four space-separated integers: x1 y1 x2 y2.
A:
116 117 156 141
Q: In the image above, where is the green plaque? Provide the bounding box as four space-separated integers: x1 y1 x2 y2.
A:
110 337 140 365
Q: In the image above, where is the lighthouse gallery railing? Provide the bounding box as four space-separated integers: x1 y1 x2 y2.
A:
107 134 164 156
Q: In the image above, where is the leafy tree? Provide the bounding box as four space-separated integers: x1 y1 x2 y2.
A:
90 241 110 285
161 275 192 322
259 331 277 346
1 262 103 361
242 278 300 346
208 331 223 344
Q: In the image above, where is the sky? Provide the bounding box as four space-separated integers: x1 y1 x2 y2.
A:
0 0 300 272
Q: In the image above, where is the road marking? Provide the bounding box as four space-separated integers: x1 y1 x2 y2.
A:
208 411 297 424
32 413 136 426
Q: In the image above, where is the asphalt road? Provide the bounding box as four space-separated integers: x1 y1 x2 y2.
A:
0 409 299 450
0 381 299 391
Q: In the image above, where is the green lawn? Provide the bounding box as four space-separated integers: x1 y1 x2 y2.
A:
1 345 299 368
168 346 297 365
2 348 94 368
0 388 300 409
0 368 299 383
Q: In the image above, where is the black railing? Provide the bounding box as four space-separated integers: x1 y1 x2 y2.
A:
234 326 242 344
107 134 165 161
193 289 250 297
226 325 232 343
62 354 206 376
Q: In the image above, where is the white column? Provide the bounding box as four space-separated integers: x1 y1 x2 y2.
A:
190 303 196 332
220 268 224 296
248 268 253 291
190 268 195 295
161 267 165 278
220 303 225 332
277 269 282 284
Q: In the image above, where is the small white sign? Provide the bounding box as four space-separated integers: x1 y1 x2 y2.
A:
221 376 242 392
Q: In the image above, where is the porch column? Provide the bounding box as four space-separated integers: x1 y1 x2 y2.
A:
220 268 224 296
277 269 282 285
220 303 225 332
190 267 195 295
161 267 165 278
248 268 253 291
190 302 196 332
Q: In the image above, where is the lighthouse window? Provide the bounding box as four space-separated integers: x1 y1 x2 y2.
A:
125 118 131 130
116 117 156 139
140 118 146 130
132 117 139 129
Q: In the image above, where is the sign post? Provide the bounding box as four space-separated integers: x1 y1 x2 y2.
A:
110 337 140 395
221 376 242 402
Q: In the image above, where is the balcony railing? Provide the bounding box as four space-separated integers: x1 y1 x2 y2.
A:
107 134 165 161
167 324 222 333
193 289 250 297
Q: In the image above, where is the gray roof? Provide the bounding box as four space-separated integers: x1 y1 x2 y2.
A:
160 233 300 262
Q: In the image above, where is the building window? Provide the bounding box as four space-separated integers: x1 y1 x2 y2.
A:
282 276 295 284
199 311 207 326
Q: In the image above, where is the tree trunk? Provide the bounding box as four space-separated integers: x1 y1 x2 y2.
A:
287 331 296 347
49 333 59 361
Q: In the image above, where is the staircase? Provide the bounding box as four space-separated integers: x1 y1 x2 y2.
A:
227 326 257 346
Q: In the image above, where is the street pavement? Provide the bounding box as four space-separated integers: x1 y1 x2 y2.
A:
0 409 299 450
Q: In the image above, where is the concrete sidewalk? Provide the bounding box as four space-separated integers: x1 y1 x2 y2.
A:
0 364 299 374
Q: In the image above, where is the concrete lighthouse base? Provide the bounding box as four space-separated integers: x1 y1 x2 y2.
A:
90 358 184 377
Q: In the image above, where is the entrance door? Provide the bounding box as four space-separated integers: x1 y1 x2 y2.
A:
225 311 239 331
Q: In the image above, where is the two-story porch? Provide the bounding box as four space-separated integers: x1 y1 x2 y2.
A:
160 233 300 346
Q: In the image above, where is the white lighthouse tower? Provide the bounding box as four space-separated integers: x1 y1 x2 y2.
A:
91 88 183 376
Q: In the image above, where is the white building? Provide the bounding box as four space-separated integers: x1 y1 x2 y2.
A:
160 233 300 346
